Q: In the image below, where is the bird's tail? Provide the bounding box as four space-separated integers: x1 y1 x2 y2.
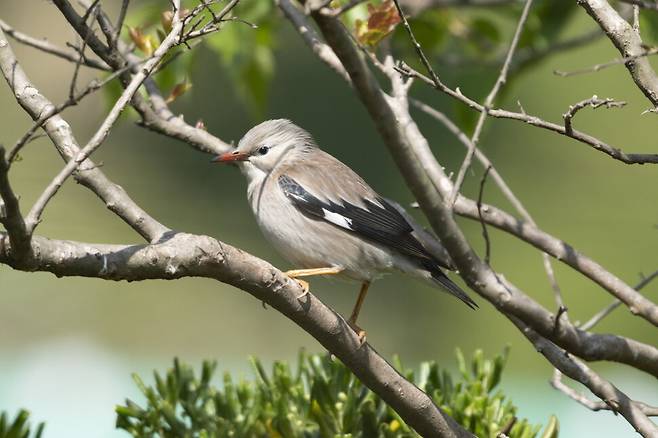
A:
423 260 478 309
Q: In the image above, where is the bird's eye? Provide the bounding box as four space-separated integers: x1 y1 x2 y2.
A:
257 146 270 155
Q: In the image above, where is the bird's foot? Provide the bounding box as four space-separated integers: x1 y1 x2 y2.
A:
290 278 310 299
348 319 367 346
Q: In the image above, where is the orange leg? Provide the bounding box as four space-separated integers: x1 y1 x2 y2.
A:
285 266 343 298
348 281 370 345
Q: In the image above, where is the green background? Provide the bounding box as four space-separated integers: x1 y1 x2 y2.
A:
0 0 656 436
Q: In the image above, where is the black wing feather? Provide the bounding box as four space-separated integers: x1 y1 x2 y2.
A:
279 175 431 261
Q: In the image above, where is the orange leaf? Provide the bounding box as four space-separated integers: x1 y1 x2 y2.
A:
165 81 193 104
355 0 401 47
128 27 154 55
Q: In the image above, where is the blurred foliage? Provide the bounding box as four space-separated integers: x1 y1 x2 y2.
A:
0 410 43 438
115 349 558 438
112 0 583 124
107 0 279 116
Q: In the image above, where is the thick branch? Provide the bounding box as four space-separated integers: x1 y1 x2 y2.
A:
580 0 658 107
515 320 658 436
0 231 472 438
451 195 658 328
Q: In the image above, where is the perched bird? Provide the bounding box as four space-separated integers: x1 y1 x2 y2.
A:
214 119 476 340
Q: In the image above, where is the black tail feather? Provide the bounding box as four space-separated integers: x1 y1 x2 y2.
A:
424 260 478 309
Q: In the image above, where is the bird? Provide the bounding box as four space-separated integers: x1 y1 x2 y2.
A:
213 119 477 341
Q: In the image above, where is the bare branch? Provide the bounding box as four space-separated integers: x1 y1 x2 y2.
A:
399 65 658 164
312 10 658 385
68 0 102 101
451 194 658 329
0 28 169 242
581 270 658 331
22 11 185 235
410 99 567 317
515 320 658 435
0 18 110 70
276 0 350 83
449 0 534 204
57 0 232 156
112 0 130 49
0 146 29 259
551 369 658 417
580 0 658 108
563 95 626 135
7 60 142 165
554 47 658 77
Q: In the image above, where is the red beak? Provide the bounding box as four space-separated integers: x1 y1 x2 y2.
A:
212 151 249 163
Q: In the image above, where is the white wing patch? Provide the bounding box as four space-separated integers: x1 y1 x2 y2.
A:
322 208 354 230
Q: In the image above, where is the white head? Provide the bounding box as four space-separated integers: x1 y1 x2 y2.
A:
213 119 316 182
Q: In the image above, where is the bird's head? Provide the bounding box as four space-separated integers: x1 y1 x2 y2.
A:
213 119 315 177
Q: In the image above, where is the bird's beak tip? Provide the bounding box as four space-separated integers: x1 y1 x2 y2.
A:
212 151 248 163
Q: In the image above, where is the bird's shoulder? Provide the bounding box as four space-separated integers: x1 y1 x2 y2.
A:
274 148 379 207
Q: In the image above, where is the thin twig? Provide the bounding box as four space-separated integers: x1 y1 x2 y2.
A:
551 369 658 416
581 269 658 330
398 64 658 164
69 0 102 100
516 320 658 435
0 18 110 70
563 95 626 135
391 0 444 90
554 47 658 77
112 0 130 49
477 165 492 264
450 0 534 205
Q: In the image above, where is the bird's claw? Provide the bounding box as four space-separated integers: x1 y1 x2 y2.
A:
293 278 310 300
348 320 367 346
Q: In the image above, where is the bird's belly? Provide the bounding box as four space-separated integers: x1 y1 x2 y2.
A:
253 196 393 281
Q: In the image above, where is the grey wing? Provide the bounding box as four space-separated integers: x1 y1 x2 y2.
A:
277 173 444 267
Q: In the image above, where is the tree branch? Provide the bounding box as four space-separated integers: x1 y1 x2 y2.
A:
0 28 169 242
0 18 110 70
410 99 567 320
21 7 185 235
0 231 473 438
398 64 658 164
0 146 30 259
448 0 534 204
515 320 658 436
580 0 658 108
